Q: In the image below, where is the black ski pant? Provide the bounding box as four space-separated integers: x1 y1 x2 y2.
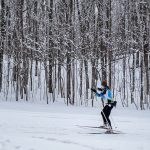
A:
101 104 113 128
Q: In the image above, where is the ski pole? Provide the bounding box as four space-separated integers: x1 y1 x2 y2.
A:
110 115 117 129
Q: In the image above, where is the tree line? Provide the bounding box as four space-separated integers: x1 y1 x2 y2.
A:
0 0 150 109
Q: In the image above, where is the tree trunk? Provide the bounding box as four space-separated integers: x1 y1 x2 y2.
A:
0 0 6 92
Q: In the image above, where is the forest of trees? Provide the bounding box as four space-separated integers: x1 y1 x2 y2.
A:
0 0 150 109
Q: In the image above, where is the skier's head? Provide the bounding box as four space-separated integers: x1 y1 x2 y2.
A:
101 80 107 87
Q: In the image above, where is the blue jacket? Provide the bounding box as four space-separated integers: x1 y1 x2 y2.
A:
96 85 113 101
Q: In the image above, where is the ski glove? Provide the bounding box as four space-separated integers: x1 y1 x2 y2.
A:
97 88 103 91
91 88 96 93
113 101 117 107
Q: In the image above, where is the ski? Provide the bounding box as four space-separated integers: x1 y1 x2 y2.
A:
88 131 122 134
87 129 123 134
104 129 122 134
77 125 109 130
77 125 104 129
77 125 123 134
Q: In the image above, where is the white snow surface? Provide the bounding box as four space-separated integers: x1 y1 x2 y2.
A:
0 102 150 150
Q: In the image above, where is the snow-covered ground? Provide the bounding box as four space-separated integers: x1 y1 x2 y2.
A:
0 102 150 150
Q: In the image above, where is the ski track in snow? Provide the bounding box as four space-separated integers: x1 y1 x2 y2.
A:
0 102 150 150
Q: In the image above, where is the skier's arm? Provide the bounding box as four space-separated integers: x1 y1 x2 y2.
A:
97 88 103 91
91 88 106 99
95 92 105 98
96 89 106 98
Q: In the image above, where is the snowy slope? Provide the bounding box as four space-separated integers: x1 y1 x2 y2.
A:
0 102 150 150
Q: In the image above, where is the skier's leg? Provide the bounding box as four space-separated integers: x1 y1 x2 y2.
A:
101 106 108 126
101 111 107 125
106 116 112 129
105 105 113 129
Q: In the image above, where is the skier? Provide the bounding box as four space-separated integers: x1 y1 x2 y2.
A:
91 80 117 130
